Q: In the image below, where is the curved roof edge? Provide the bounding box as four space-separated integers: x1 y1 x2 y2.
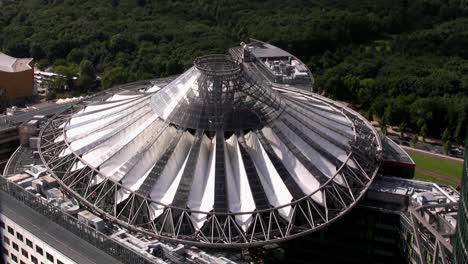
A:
0 52 33 73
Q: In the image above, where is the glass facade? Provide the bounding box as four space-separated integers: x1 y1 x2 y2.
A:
453 135 468 264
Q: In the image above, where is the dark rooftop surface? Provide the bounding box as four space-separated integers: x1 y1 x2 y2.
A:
0 192 122 264
5 103 73 124
248 42 293 58
0 117 15 131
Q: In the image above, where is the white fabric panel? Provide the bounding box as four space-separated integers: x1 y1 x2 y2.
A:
313 107 352 130
116 189 132 206
90 173 106 186
98 121 163 177
309 97 329 105
58 145 71 157
311 103 352 125
66 105 151 142
88 123 167 186
148 133 194 220
83 92 146 114
310 102 336 112
261 127 323 205
285 98 353 136
115 126 177 204
188 135 216 230
289 95 328 108
74 94 138 118
145 84 161 93
82 96 135 112
54 134 64 143
108 93 142 101
67 109 154 156
152 67 201 120
68 95 149 127
97 114 162 176
55 119 72 143
288 95 306 100
244 132 292 219
68 109 85 118
71 160 85 171
275 120 344 186
224 135 255 231
66 97 151 131
289 104 352 145
285 114 356 170
75 111 155 168
107 127 167 182
66 127 116 156
69 96 143 124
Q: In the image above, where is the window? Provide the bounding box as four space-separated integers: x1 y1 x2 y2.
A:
3 248 8 256
21 248 28 258
4 236 10 245
31 255 38 264
20 260 26 264
26 239 33 248
12 242 18 251
7 226 14 235
57 260 64 264
11 253 17 263
46 252 54 262
36 245 43 255
16 233 23 242
0 220 5 229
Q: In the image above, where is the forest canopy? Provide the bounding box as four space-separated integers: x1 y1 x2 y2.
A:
1 0 468 141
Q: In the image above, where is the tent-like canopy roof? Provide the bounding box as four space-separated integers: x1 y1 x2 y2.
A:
39 54 382 247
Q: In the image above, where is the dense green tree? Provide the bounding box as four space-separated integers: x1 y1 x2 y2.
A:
420 124 428 142
67 49 86 64
29 43 46 60
443 141 451 155
411 134 419 147
49 75 67 93
442 128 451 143
101 67 129 89
78 60 96 89
0 0 466 141
380 119 388 136
109 34 136 54
399 122 407 139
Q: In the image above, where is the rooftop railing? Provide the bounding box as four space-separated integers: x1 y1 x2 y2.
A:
0 175 157 264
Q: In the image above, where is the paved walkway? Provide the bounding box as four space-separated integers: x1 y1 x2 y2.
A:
401 146 463 163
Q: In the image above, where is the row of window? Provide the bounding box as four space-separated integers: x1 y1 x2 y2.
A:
2 221 65 264
3 246 32 264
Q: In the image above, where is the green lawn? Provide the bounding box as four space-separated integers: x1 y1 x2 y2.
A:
413 171 455 187
408 151 463 187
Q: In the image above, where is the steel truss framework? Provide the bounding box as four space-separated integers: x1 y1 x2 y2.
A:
38 88 382 247
410 203 458 264
152 54 285 132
